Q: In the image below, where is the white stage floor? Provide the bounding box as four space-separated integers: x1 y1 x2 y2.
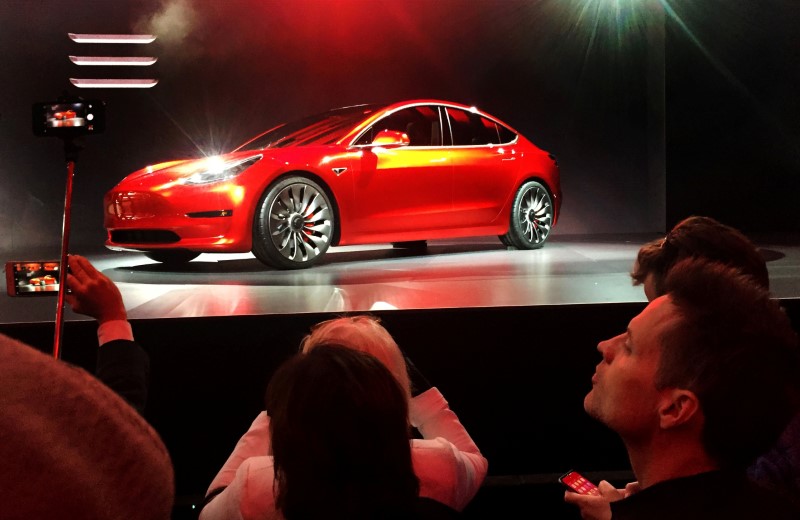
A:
3 233 799 324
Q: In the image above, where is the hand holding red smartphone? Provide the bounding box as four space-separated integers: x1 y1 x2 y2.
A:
559 470 601 496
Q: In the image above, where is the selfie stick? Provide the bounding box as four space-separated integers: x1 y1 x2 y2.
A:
53 137 81 359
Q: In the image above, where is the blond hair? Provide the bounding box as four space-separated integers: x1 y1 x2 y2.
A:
300 315 411 397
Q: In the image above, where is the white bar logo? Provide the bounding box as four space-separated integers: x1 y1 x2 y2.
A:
68 33 158 89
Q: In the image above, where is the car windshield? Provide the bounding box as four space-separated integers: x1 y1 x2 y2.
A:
236 104 386 151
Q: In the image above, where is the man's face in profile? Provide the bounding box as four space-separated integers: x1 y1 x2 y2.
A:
584 296 680 439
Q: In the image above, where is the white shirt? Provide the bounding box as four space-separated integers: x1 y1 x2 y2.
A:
200 387 489 519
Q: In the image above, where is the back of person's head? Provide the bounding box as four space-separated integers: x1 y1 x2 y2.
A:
0 333 174 520
266 344 419 520
301 315 411 396
656 258 799 469
632 216 769 298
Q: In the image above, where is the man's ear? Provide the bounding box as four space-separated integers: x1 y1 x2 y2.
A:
658 389 700 429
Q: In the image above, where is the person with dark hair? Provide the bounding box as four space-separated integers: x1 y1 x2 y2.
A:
630 216 769 300
201 316 486 518
565 258 800 519
268 344 420 519
202 344 458 520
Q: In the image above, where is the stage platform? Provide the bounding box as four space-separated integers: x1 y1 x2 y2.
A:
4 232 800 324
2 233 799 519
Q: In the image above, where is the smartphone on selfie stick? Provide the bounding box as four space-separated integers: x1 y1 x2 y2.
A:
28 93 105 358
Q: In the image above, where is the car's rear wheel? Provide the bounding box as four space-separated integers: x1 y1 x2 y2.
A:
502 180 553 249
144 250 200 265
252 176 334 269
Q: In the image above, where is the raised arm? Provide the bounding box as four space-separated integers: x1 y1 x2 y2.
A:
65 254 149 413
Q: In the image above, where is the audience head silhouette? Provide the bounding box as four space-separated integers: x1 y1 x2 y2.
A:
0 333 174 519
301 315 411 396
266 344 419 520
631 216 769 300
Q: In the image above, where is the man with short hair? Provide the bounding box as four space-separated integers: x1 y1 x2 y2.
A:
566 258 800 519
630 215 769 300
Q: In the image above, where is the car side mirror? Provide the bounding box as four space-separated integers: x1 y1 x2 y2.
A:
366 130 410 149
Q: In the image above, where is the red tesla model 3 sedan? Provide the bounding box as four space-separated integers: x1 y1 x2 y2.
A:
104 99 561 269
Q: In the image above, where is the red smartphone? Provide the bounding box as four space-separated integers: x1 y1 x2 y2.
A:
559 470 600 496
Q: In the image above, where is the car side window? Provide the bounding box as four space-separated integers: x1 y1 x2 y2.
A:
355 106 442 146
445 108 516 146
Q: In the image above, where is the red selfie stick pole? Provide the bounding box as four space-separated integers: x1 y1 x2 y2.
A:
53 140 80 359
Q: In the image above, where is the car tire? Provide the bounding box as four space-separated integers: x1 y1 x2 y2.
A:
144 250 200 265
252 176 334 269
502 180 554 250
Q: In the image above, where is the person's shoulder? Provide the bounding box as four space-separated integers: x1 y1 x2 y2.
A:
0 333 174 520
611 471 800 520
738 478 800 519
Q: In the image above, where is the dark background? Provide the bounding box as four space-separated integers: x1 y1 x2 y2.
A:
2 0 797 256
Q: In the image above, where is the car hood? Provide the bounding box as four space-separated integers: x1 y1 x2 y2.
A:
112 151 265 189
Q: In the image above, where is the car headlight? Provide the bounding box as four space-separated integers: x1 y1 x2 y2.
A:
182 155 262 185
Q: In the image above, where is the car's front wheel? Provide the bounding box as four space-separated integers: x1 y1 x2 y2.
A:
252 176 334 269
144 250 200 265
502 180 553 249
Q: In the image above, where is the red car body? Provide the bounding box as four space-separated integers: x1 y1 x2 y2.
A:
104 100 561 269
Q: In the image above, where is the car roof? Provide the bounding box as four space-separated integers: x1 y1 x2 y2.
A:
235 99 518 151
338 99 519 145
